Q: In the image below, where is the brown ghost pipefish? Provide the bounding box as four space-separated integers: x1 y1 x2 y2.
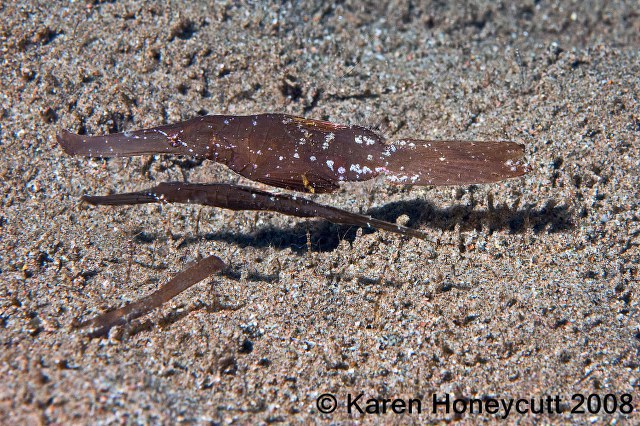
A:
58 113 528 337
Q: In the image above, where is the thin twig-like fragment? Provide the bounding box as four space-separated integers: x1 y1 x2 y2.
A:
78 254 225 337
83 182 428 240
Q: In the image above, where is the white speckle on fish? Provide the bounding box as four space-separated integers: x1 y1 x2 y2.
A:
326 160 334 171
349 164 373 175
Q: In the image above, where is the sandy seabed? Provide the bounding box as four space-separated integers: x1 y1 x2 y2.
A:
1 1 638 424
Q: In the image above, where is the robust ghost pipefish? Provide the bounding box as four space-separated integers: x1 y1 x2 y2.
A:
58 113 528 336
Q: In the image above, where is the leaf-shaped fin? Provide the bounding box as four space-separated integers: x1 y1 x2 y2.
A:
381 139 528 185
